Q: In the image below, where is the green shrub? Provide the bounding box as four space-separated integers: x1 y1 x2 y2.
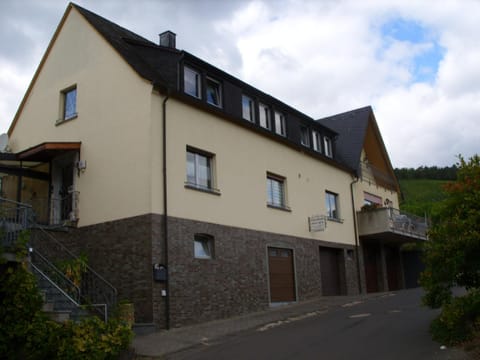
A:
0 261 44 359
1 233 133 359
430 290 480 345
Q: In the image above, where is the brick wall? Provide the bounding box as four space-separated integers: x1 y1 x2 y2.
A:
41 214 361 329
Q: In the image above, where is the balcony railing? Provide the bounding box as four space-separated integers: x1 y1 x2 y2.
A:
357 207 428 241
23 191 79 226
0 198 34 249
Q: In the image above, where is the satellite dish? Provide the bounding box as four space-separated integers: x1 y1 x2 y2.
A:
0 133 9 152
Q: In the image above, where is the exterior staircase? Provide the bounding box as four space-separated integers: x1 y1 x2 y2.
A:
1 197 117 322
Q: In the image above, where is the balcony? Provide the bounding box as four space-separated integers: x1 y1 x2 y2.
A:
357 207 428 242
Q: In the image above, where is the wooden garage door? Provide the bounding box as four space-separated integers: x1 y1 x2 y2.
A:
268 247 296 302
319 247 341 296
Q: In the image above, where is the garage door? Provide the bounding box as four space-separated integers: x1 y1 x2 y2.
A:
386 246 401 291
319 247 342 296
363 244 379 293
268 247 296 302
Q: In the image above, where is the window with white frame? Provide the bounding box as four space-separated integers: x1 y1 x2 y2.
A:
184 66 201 98
62 86 77 121
206 77 222 107
267 173 287 208
194 234 214 259
274 111 286 136
242 95 255 122
325 191 339 219
324 136 333 157
186 148 214 190
259 103 271 129
300 126 310 147
312 130 321 152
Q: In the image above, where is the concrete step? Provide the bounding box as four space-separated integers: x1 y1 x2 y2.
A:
42 301 54 312
44 310 71 323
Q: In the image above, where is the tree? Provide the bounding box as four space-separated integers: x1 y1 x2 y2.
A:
421 155 480 307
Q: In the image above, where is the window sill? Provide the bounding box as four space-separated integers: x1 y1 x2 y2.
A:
327 217 344 224
207 101 223 109
267 203 292 212
185 183 221 196
55 114 78 126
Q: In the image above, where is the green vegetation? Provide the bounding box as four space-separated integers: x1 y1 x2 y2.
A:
0 232 133 359
398 179 450 217
395 165 457 181
420 155 480 345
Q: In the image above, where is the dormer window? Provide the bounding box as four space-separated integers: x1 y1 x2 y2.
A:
274 111 286 137
206 77 222 107
242 95 255 122
300 126 310 147
312 130 321 152
324 136 333 158
184 66 201 98
259 103 271 129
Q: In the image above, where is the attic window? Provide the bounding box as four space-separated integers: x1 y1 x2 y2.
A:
274 111 286 137
184 66 201 99
324 136 333 158
206 77 222 108
300 126 310 147
312 130 321 152
242 95 255 122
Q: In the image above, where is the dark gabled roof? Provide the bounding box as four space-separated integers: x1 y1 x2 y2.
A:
317 106 372 173
73 3 180 87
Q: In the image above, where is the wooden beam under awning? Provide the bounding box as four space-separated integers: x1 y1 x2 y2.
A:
17 142 81 162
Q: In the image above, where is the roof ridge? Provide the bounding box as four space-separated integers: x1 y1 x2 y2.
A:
316 105 372 122
71 2 156 46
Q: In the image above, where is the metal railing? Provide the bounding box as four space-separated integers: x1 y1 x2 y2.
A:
23 191 79 226
0 198 34 249
30 228 117 320
30 249 81 303
387 207 428 239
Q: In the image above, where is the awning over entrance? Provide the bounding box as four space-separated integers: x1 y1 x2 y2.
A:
16 142 81 162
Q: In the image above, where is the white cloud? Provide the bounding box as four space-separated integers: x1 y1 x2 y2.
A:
1 0 480 168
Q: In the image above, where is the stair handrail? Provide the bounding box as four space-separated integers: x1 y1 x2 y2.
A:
31 227 118 318
30 248 81 303
30 261 81 308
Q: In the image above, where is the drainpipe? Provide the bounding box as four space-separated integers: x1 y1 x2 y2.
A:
162 91 170 330
350 175 362 294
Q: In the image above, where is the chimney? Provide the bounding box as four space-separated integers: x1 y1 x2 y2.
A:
159 31 176 49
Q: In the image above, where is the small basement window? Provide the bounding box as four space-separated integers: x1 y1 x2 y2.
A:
194 234 214 259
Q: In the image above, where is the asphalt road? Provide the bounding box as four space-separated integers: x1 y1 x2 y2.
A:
169 288 468 360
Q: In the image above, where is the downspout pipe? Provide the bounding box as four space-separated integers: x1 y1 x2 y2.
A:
159 86 170 330
350 175 362 294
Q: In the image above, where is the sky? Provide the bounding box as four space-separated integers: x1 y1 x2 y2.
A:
1 0 479 168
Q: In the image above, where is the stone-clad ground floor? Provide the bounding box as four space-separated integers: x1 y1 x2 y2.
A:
44 214 419 329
